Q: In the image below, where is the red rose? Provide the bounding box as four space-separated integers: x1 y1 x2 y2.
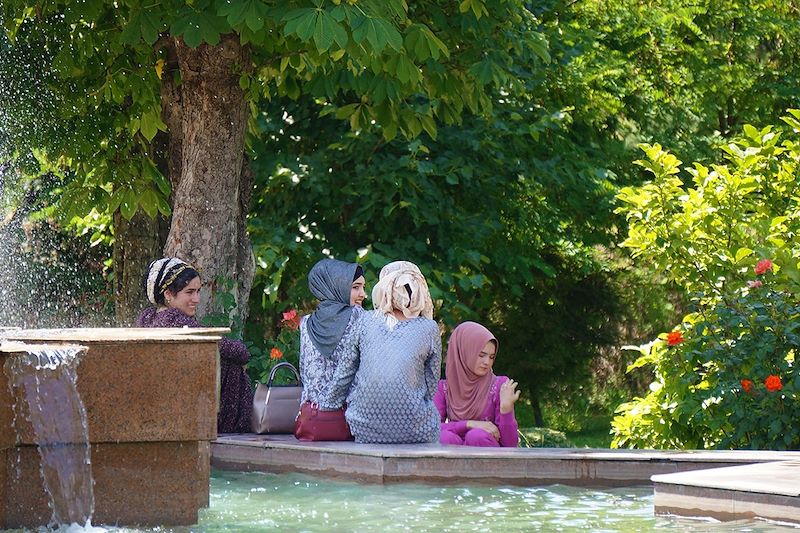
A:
281 309 301 330
754 259 773 276
270 347 284 360
764 374 782 392
666 331 684 346
740 379 754 393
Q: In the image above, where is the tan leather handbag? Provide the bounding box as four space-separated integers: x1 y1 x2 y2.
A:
251 362 303 434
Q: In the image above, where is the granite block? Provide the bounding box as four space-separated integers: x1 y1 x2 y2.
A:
0 372 14 450
2 340 218 445
90 441 209 526
0 330 221 529
3 445 50 527
654 483 800 524
4 442 210 528
0 449 7 527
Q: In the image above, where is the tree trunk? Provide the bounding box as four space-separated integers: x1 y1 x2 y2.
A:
529 388 545 427
236 157 255 324
165 35 254 326
112 37 179 326
158 37 183 198
113 211 165 325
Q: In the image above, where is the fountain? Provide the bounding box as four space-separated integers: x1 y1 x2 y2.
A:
0 327 224 528
5 344 94 526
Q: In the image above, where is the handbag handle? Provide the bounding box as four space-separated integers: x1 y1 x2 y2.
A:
267 361 301 386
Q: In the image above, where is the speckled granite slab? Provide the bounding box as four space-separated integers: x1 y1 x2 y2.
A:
213 433 800 487
652 460 800 524
1 329 222 528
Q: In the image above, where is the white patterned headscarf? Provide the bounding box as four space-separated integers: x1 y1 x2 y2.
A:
371 260 434 321
145 257 195 305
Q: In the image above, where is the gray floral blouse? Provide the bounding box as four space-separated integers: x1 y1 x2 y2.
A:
299 306 363 407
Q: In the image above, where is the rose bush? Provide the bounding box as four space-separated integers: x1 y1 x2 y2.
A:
612 111 800 450
246 309 302 384
613 264 800 450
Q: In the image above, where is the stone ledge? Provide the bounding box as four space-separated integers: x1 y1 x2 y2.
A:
652 460 800 524
212 434 800 488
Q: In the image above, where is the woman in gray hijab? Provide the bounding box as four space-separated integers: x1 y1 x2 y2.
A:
296 258 366 439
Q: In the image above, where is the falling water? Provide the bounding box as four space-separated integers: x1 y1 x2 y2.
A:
4 345 95 527
0 31 114 329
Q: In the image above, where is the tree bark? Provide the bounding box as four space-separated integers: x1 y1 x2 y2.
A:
112 211 165 325
236 157 255 324
158 37 183 197
165 35 254 325
529 388 545 427
112 38 179 326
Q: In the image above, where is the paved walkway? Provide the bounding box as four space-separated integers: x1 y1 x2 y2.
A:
212 434 800 524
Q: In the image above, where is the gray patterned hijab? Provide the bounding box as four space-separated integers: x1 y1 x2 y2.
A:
306 258 360 358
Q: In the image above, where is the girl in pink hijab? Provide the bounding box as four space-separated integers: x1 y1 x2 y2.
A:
433 321 520 447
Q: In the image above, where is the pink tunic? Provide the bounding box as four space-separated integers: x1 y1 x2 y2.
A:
433 375 519 447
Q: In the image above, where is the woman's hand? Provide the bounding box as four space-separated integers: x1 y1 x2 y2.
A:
466 420 500 441
500 378 520 414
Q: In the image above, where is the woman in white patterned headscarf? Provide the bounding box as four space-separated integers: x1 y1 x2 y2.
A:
319 260 442 444
136 257 253 434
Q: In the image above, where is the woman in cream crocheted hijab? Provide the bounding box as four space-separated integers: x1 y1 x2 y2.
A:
324 260 442 443
370 260 434 324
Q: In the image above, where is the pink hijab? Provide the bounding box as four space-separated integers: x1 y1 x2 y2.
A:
445 321 497 421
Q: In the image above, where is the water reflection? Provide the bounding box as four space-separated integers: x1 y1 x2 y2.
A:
1 470 797 532
199 471 799 532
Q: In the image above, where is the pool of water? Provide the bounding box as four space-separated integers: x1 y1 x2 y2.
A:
6 470 799 532
195 470 798 532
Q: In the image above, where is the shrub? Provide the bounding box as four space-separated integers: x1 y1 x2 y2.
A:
246 309 301 385
613 272 800 449
519 427 573 448
612 111 800 449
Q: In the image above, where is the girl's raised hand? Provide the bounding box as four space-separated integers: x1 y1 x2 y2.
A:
500 378 520 414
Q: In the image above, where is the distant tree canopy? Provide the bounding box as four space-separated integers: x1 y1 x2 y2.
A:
241 0 800 423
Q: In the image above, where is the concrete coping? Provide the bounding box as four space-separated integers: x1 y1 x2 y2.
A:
214 434 800 463
652 460 800 497
1 327 230 343
0 341 88 354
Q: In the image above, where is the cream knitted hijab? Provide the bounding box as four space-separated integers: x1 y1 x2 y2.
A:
371 260 434 320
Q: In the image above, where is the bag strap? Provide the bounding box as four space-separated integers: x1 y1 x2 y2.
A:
267 361 301 386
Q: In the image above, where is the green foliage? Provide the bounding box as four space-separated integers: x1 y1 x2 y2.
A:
565 417 614 449
613 284 800 450
247 310 301 385
612 111 800 449
202 276 243 332
548 0 800 176
4 0 800 435
1 0 547 228
0 196 113 328
203 277 301 385
519 427 572 448
243 81 623 413
0 14 170 226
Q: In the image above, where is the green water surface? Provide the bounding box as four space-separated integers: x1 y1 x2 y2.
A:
186 470 797 532
5 470 799 532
